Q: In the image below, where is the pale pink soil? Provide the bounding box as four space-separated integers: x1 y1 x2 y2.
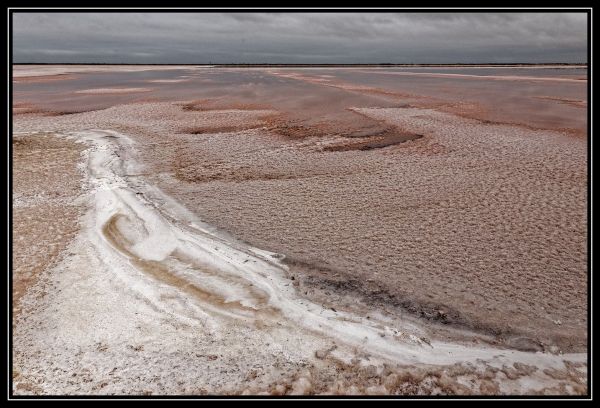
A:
11 66 588 395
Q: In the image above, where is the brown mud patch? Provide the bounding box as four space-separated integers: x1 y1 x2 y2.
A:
13 103 46 116
322 127 422 152
12 134 85 319
40 108 100 116
263 116 333 139
13 103 99 117
12 74 78 83
182 124 264 135
261 110 419 146
181 99 273 112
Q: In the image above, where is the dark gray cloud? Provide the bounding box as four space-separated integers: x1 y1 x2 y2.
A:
12 12 588 63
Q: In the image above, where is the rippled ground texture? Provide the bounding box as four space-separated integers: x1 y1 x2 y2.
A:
12 65 588 395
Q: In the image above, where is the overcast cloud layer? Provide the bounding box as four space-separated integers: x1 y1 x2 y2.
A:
12 12 588 64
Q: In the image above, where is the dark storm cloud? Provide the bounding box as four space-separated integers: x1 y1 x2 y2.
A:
12 12 588 63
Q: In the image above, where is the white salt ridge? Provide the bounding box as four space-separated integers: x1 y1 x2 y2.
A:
73 128 586 368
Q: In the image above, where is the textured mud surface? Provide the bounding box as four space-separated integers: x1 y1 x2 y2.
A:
12 134 85 319
12 65 588 395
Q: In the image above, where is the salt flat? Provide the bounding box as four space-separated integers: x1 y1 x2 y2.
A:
12 65 588 395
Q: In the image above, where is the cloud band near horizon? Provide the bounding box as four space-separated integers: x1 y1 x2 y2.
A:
12 12 589 64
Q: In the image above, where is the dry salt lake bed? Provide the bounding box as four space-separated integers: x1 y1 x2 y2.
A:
11 64 588 395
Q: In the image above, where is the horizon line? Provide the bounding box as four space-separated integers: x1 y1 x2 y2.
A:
12 62 588 66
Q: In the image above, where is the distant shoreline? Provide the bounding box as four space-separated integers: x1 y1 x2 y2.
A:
12 63 588 68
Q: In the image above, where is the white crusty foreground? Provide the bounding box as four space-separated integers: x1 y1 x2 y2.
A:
13 128 587 395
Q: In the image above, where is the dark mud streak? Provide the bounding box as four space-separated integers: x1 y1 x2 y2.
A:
13 102 101 117
182 125 263 135
323 129 423 152
181 99 273 112
42 110 99 116
283 256 552 351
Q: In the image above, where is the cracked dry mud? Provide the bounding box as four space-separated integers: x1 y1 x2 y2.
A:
12 65 588 395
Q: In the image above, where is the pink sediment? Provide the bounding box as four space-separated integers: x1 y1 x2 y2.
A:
358 70 587 83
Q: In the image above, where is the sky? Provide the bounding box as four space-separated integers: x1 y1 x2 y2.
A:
12 12 588 64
